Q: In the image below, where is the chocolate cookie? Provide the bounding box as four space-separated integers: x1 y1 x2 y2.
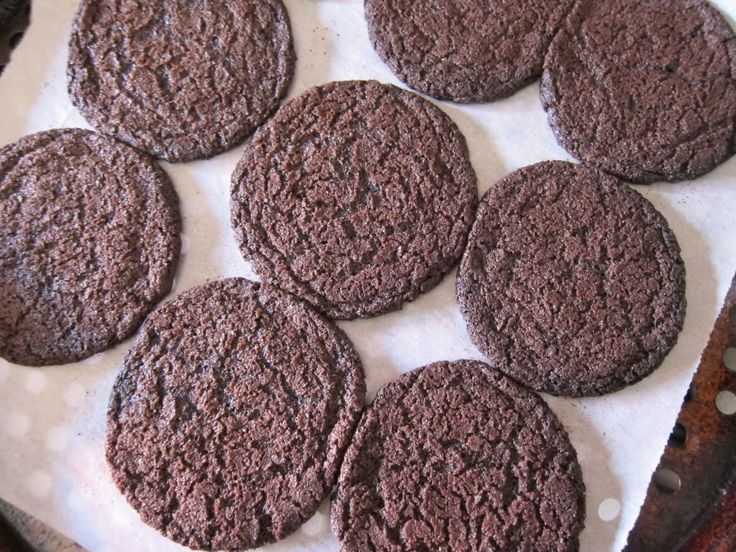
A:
67 0 295 162
0 129 180 367
231 80 478 319
457 161 686 397
365 0 576 103
331 360 585 551
106 278 365 550
541 0 736 183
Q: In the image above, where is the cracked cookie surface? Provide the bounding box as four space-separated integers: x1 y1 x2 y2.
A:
0 128 180 366
231 80 478 320
541 0 736 183
457 161 686 397
331 359 585 552
68 0 295 162
365 0 575 102
106 278 365 550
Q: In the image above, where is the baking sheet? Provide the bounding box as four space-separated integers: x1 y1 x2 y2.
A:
1 1 736 551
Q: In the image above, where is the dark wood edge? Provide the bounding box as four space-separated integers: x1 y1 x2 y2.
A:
625 273 736 551
0 511 34 552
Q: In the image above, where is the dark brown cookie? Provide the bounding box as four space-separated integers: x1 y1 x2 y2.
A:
231 80 478 320
331 359 585 551
365 0 576 103
0 129 180 367
67 0 295 162
541 0 736 183
106 278 366 551
457 161 686 397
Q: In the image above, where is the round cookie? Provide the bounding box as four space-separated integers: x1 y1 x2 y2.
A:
457 161 686 397
331 360 585 551
106 278 366 551
541 0 736 183
365 0 576 103
0 129 180 367
231 80 478 319
67 0 295 162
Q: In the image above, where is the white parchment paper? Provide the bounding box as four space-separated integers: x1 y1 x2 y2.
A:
1 1 735 551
